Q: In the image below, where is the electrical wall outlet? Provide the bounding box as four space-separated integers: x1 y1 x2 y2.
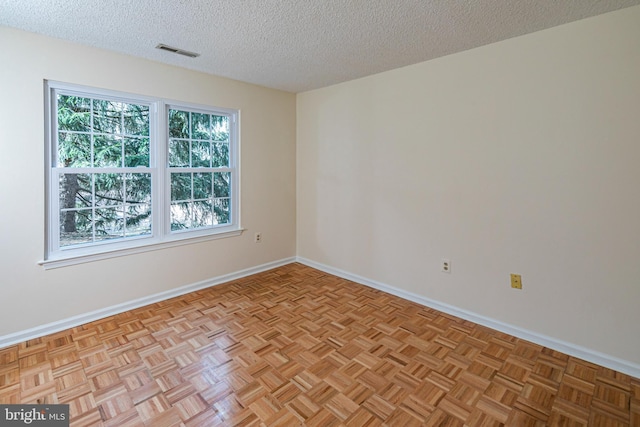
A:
254 232 262 243
510 274 522 289
441 258 451 273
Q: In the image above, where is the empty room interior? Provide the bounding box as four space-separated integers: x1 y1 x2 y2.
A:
0 1 639 426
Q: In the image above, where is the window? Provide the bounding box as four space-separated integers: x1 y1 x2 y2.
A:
44 82 240 267
167 108 232 232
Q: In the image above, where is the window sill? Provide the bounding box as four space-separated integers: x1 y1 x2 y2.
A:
38 228 245 270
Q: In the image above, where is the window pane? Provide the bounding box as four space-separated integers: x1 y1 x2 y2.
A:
192 201 213 228
60 208 92 247
58 95 91 132
191 113 210 140
214 199 230 224
171 173 191 202
95 173 124 207
58 132 91 167
193 173 212 200
93 100 122 134
212 142 229 167
59 173 92 209
124 137 149 167
212 115 229 141
171 202 192 231
169 139 190 167
94 207 124 241
191 141 211 167
94 135 122 167
126 173 151 204
125 204 151 237
169 109 189 138
213 172 230 198
123 103 149 136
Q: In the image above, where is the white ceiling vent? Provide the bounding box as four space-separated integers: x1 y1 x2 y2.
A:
155 44 199 58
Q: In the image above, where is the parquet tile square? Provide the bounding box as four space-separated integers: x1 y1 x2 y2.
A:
57 382 91 403
70 407 102 427
173 392 207 420
303 407 340 427
135 393 171 422
103 407 142 427
0 263 637 425
0 363 19 388
345 406 382 426
183 408 222 427
0 384 21 404
475 394 511 423
551 397 590 425
386 406 432 426
97 389 134 419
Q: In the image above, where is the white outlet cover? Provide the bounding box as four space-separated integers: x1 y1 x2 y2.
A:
441 258 451 273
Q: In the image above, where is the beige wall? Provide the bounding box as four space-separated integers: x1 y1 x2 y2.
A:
0 27 296 335
297 6 640 364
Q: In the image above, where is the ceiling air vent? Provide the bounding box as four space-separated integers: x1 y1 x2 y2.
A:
155 44 200 58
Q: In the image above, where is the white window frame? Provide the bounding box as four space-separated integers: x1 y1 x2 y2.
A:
41 81 242 269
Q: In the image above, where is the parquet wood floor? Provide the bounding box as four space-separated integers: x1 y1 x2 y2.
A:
1 263 638 426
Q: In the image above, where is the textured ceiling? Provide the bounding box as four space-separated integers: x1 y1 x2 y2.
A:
1 0 639 93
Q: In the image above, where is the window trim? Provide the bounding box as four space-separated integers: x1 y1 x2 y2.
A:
38 229 244 270
41 81 242 269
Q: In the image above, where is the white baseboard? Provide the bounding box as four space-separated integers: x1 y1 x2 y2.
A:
296 257 640 379
0 257 296 349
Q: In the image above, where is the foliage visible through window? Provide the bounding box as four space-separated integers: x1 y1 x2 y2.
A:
47 83 239 261
168 109 231 231
57 95 151 246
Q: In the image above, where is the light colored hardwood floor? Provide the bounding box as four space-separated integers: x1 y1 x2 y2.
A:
0 263 638 426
